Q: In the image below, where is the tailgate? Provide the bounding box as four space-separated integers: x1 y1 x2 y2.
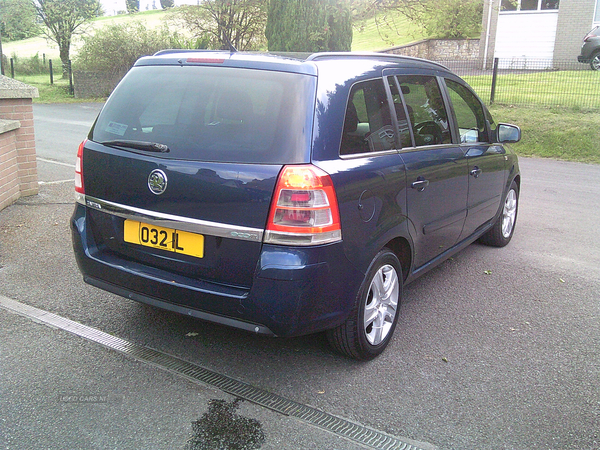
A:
82 140 281 288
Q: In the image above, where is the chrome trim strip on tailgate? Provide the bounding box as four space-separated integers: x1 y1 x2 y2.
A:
81 194 264 242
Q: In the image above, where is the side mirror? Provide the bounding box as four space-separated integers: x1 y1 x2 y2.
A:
495 123 521 143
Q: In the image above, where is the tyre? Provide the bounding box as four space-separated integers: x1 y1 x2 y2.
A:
591 52 600 71
478 180 519 247
327 249 402 360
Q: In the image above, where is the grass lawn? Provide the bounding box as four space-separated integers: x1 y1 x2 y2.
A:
14 74 105 103
490 105 600 164
464 70 600 110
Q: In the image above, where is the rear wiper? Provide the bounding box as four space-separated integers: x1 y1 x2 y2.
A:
101 139 170 153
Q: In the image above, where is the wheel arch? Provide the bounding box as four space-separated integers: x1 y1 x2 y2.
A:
383 236 412 282
512 173 521 192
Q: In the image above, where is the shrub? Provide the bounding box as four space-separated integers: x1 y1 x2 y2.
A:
390 0 482 39
75 22 199 74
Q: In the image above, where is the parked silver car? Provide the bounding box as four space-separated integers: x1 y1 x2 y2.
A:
578 26 600 70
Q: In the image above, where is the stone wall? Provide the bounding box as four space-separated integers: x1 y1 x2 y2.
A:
73 70 127 99
0 77 39 211
383 39 481 61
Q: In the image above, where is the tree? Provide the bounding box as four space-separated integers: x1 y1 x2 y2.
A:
126 0 139 13
0 0 40 41
396 0 482 39
360 0 483 39
168 0 268 51
32 0 102 77
160 0 174 9
265 0 352 53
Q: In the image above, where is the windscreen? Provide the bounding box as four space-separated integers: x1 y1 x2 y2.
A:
90 65 316 164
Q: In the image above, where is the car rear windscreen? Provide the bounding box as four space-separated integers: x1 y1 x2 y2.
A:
90 65 316 164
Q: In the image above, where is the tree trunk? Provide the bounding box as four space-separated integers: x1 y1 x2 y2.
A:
59 41 70 79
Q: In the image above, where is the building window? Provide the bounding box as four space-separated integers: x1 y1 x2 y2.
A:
501 0 517 11
521 0 538 10
541 0 559 10
501 0 559 11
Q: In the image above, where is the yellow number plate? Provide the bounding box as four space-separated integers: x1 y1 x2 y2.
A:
123 220 204 258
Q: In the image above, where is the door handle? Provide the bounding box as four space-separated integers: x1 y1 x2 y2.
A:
470 167 482 178
411 177 429 192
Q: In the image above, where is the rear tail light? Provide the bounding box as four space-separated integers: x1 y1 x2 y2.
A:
265 165 342 246
75 139 86 202
584 28 599 41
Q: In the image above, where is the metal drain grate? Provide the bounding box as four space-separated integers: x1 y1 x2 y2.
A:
1 295 435 450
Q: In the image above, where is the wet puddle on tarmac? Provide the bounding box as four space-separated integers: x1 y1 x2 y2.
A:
185 398 265 450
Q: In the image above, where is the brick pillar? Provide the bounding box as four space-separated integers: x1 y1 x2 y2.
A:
0 76 39 211
0 121 20 210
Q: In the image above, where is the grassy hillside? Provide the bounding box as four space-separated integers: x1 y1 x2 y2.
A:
3 7 424 61
3 10 168 61
352 10 426 51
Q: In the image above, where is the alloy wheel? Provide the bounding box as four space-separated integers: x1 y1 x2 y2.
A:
363 264 399 346
591 54 600 71
502 189 518 238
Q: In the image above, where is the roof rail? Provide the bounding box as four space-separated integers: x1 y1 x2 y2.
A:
306 52 449 70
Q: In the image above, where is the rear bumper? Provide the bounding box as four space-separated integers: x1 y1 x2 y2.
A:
578 55 590 63
71 204 362 337
84 275 277 335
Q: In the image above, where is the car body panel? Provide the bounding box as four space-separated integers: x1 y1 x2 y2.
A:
401 146 468 268
461 144 507 239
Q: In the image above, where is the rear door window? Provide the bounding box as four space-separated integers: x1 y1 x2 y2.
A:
91 65 316 164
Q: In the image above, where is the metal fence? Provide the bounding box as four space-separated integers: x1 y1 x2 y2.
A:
3 52 599 109
1 54 74 95
436 58 600 110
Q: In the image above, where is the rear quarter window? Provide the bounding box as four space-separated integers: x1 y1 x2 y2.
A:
340 79 395 155
91 65 316 164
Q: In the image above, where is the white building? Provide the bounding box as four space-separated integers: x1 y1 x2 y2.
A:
101 0 126 15
100 0 198 15
481 0 600 67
